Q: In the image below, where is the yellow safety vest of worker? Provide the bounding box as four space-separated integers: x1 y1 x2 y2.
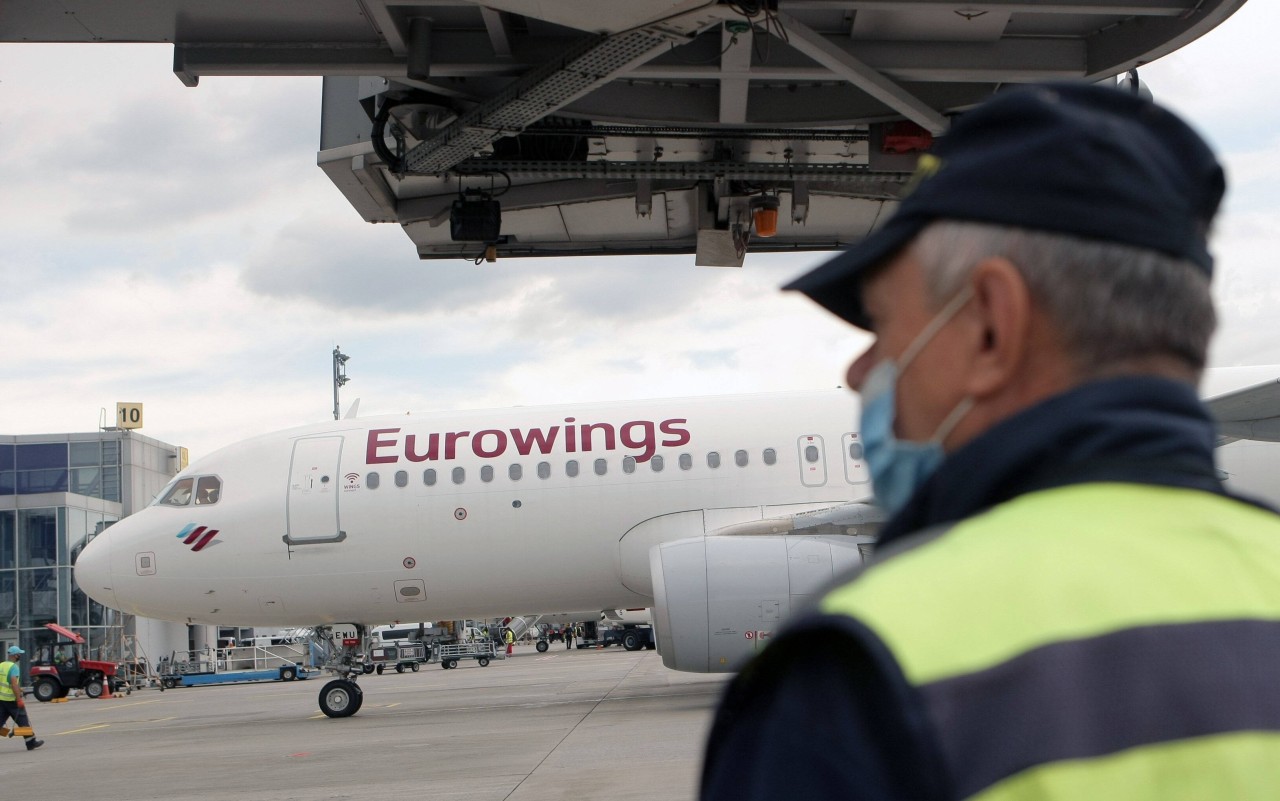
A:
0 661 17 702
504 629 514 645
819 482 1280 800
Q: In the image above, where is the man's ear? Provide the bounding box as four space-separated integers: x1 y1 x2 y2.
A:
963 256 1031 398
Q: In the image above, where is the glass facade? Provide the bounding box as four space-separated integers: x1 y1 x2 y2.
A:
0 432 171 681
0 506 119 667
0 440 120 502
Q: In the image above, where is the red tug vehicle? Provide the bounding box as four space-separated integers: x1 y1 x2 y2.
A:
28 623 125 702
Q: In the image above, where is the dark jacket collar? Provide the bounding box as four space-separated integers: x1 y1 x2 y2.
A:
877 376 1236 548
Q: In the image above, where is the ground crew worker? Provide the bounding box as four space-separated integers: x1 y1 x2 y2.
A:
504 628 515 656
0 646 43 751
701 82 1280 801
564 627 574 650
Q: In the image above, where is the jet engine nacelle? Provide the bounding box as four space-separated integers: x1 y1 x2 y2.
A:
649 534 866 673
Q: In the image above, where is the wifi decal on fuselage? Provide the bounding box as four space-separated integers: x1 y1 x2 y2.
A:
365 417 692 465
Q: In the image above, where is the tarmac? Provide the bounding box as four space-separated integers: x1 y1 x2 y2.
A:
0 644 732 800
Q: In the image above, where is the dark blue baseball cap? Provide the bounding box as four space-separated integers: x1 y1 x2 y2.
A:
785 82 1226 330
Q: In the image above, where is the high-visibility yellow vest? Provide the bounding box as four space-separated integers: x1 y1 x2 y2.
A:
820 483 1280 800
0 661 17 703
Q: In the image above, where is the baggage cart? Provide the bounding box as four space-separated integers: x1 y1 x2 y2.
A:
435 640 503 669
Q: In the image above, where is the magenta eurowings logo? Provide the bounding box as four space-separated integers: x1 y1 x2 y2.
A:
176 523 221 552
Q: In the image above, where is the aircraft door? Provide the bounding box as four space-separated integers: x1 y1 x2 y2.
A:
798 435 827 487
286 436 347 545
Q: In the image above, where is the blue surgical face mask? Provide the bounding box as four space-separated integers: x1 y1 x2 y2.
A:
859 288 975 516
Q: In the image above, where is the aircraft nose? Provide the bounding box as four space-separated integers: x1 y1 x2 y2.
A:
74 531 118 610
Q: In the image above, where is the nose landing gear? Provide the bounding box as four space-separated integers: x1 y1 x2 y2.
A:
314 624 370 718
318 678 363 718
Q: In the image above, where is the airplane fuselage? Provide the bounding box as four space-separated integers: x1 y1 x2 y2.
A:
75 391 866 626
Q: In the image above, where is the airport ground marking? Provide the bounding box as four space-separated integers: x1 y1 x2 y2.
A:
89 698 164 711
54 724 110 736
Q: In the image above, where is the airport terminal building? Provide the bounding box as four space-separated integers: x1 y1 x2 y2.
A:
0 429 195 675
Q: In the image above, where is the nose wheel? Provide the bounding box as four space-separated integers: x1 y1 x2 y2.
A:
318 678 363 718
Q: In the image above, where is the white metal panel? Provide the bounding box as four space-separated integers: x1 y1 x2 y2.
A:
561 195 673 240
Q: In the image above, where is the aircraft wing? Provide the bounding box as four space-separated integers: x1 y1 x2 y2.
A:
709 500 885 539
1205 377 1280 445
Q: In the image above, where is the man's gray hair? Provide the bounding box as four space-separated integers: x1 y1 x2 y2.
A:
909 220 1216 375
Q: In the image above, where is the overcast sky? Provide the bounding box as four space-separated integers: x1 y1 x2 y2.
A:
2 2 1277 459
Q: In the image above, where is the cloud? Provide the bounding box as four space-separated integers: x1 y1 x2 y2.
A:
0 45 326 301
1139 2 1280 369
1140 1 1280 151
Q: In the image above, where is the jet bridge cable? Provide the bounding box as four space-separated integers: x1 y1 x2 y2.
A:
372 100 408 176
452 170 512 198
750 7 789 65
725 0 764 17
668 27 743 65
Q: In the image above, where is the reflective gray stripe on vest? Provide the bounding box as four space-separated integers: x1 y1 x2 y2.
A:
917 618 1280 799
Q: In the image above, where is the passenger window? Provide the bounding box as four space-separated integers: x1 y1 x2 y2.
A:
367 472 381 489
679 453 692 470
566 460 580 478
395 470 408 488
537 462 551 479
159 477 194 506
452 467 465 485
195 475 221 505
848 442 864 459
509 464 523 481
735 450 749 467
651 455 664 472
481 465 494 483
594 458 608 476
623 456 636 474
424 469 437 487
805 445 820 463
763 448 777 466
707 452 721 469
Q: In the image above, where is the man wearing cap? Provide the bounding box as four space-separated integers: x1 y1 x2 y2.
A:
0 646 43 751
700 83 1280 800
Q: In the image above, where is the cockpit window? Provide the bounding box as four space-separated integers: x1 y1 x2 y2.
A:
154 475 222 507
195 476 222 505
157 477 194 506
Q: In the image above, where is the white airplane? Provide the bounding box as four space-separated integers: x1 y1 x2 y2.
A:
73 372 1280 717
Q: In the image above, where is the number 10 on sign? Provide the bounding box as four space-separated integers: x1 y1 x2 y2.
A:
117 402 144 429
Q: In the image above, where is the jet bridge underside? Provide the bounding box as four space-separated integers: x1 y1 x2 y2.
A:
304 0 1247 266
3 0 1249 265
317 137 906 262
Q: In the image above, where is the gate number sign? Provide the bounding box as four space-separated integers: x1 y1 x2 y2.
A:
116 402 144 430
